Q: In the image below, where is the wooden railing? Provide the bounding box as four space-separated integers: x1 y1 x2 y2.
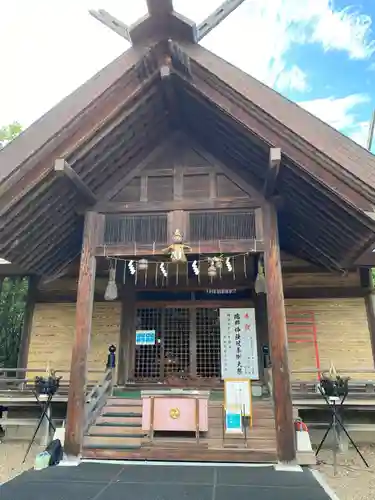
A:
291 368 375 398
84 367 114 433
0 368 104 396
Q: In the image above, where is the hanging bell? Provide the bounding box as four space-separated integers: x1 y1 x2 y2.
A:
138 258 149 272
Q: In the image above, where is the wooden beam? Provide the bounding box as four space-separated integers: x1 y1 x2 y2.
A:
360 268 375 366
263 147 281 199
54 158 97 205
97 239 262 257
263 201 296 463
88 9 131 42
65 212 105 457
197 0 247 41
94 198 260 213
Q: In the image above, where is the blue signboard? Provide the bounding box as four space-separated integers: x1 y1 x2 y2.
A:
225 412 242 433
136 330 156 345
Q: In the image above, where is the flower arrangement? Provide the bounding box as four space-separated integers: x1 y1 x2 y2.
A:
34 367 62 396
320 363 349 398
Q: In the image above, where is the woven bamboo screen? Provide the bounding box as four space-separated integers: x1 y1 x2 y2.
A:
27 302 121 380
286 298 373 381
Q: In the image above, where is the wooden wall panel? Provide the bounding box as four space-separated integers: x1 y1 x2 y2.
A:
286 298 373 381
111 177 141 202
283 270 360 289
27 302 121 380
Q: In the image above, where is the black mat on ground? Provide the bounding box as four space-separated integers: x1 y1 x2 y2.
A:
0 463 333 500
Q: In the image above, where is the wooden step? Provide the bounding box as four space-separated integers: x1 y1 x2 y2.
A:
82 446 277 462
84 435 142 449
107 398 141 406
96 416 142 426
88 426 145 437
101 408 142 417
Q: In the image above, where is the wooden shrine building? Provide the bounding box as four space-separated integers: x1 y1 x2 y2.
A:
1 0 375 464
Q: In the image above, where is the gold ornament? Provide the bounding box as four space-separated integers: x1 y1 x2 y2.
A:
169 407 181 419
163 229 191 263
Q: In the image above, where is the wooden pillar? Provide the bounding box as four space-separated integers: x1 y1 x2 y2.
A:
360 268 375 365
262 202 296 463
17 275 39 371
118 278 136 386
65 211 104 457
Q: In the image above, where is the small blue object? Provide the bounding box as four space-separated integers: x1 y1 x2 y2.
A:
136 330 156 345
226 412 242 431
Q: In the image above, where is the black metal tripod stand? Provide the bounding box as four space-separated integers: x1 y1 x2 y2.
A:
315 385 369 474
23 391 56 463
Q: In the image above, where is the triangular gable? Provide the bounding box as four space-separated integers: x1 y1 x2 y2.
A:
178 42 375 212
110 133 252 202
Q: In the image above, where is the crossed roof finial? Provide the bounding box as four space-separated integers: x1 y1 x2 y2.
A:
90 0 247 45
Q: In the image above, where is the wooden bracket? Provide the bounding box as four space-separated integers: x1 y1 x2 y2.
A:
54 158 97 205
263 147 281 199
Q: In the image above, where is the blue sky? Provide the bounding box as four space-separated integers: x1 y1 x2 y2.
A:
0 0 374 150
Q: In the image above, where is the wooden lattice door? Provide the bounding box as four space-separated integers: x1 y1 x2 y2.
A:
134 307 190 381
196 308 221 379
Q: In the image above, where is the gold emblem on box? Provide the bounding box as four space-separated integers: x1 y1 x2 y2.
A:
169 407 180 419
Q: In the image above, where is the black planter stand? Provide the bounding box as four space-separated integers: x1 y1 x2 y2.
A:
316 377 369 475
23 376 60 463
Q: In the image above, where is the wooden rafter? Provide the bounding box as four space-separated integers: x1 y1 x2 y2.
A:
263 147 281 199
54 159 97 205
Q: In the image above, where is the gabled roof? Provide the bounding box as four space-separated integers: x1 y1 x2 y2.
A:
0 37 375 278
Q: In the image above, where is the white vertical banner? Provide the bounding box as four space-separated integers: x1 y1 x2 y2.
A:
219 308 259 380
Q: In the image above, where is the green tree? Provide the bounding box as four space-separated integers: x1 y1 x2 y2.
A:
0 122 28 369
0 121 22 149
0 277 29 368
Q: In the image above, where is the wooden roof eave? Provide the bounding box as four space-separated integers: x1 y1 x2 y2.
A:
0 45 150 212
177 42 375 213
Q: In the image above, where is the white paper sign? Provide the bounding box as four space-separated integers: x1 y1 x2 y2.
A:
224 379 252 416
219 308 259 380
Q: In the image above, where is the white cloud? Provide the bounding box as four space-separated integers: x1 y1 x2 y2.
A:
275 66 309 92
0 0 374 127
297 94 373 147
298 93 370 130
349 121 371 148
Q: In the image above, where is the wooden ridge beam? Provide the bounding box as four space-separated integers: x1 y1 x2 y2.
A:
197 0 247 41
263 147 281 198
146 0 174 16
54 159 97 205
